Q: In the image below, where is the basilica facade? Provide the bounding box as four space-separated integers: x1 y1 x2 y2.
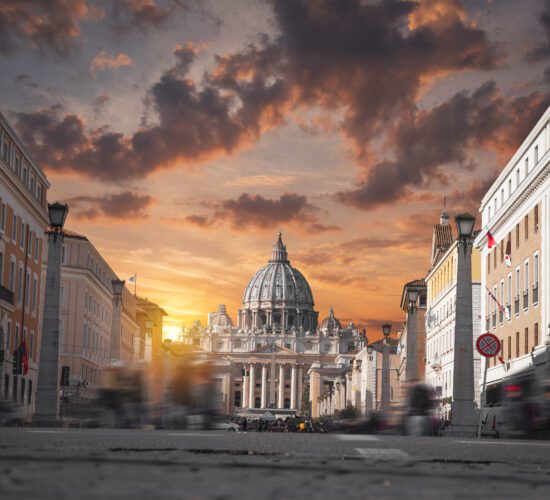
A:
180 234 366 417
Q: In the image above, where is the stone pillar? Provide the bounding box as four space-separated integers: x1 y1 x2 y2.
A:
451 239 476 433
405 306 418 382
278 364 285 408
261 364 267 408
381 340 391 410
110 291 123 361
297 365 303 411
249 364 256 408
290 364 297 409
242 365 249 408
34 231 64 424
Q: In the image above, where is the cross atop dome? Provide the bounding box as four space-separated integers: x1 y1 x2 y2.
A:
270 232 289 263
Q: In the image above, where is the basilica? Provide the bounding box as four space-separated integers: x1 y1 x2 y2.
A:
180 234 366 417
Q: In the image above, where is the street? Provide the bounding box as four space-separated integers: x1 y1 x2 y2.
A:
0 429 549 499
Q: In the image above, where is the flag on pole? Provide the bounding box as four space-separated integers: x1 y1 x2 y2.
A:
486 230 496 249
504 240 511 268
486 286 510 321
128 274 136 283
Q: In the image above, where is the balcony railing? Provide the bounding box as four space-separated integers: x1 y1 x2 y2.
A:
514 297 520 315
523 291 529 310
533 284 539 304
0 285 14 305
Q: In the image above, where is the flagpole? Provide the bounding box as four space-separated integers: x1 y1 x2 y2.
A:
134 274 137 296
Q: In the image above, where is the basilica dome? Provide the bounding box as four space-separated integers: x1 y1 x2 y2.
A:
242 233 314 307
238 234 318 332
320 307 342 331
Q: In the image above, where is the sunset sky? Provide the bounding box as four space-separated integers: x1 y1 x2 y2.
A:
1 0 549 340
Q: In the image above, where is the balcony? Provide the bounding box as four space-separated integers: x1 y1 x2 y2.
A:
514 297 519 315
533 284 539 304
523 291 529 310
0 285 14 305
431 354 441 371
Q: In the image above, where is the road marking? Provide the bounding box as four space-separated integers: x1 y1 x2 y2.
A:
356 448 410 461
167 433 224 437
26 430 64 434
457 440 550 447
334 434 380 441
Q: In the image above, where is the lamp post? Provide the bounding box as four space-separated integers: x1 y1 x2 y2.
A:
451 212 476 434
381 322 392 410
110 278 125 362
34 202 69 425
405 287 419 382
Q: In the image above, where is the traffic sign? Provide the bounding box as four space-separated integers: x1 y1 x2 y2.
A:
476 332 501 358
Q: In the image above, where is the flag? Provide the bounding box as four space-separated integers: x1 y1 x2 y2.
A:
487 230 496 249
487 287 505 315
128 274 136 283
504 254 511 268
504 240 511 268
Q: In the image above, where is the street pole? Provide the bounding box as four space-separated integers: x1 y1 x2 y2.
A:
34 203 68 426
477 358 488 439
381 334 391 410
451 213 477 435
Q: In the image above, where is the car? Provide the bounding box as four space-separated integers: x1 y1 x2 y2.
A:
212 419 240 432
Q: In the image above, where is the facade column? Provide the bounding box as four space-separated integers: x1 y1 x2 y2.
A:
297 365 303 411
242 365 249 408
290 364 297 408
249 364 255 408
261 364 267 408
278 364 285 408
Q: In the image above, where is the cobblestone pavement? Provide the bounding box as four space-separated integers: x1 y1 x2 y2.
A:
0 428 549 499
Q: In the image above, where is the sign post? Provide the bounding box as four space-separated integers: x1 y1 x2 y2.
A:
476 332 501 439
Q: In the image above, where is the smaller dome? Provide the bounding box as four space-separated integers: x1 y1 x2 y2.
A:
209 304 233 329
320 307 342 331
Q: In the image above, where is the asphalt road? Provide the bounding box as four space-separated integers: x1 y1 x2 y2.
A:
0 428 549 499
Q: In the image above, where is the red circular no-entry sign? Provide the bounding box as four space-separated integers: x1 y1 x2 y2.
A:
476 332 501 358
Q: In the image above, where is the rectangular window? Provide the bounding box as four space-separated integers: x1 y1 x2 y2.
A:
508 179 512 196
487 254 491 275
508 336 512 360
515 224 519 248
516 168 520 188
27 231 32 257
535 145 539 163
534 204 539 231
535 323 539 346
525 157 529 176
27 380 32 405
525 328 529 355
30 331 34 360
25 268 30 306
494 248 497 269
34 236 39 261
12 215 16 242
534 254 539 285
500 188 504 206
525 214 529 240
515 332 520 358
5 322 11 351
515 267 520 298
507 274 512 307
9 258 15 291
506 233 512 258
0 203 5 232
524 261 529 293
31 276 37 312
17 267 22 304
20 222 24 250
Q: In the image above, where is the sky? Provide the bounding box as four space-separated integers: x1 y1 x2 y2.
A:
1 0 549 341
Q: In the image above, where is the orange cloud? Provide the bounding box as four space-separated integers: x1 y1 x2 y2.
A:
90 50 133 75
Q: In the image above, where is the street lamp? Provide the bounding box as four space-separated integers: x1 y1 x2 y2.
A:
34 202 69 425
382 323 391 339
47 202 69 231
406 288 419 310
455 212 476 239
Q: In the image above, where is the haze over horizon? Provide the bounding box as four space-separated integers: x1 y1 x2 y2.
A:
1 0 549 340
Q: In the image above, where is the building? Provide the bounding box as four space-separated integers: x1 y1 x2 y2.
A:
474 105 549 398
425 211 482 419
180 234 366 417
0 112 50 419
56 229 139 404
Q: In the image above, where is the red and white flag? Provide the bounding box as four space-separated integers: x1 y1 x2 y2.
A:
487 230 496 249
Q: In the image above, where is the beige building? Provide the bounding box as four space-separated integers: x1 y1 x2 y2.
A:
57 230 139 403
0 112 50 419
475 105 549 396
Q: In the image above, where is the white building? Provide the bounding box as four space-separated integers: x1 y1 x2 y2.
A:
180 234 366 417
474 105 549 397
425 211 482 419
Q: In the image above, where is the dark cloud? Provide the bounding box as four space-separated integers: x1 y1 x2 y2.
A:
335 81 550 210
0 1 102 57
180 192 340 233
527 0 550 61
65 191 154 221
